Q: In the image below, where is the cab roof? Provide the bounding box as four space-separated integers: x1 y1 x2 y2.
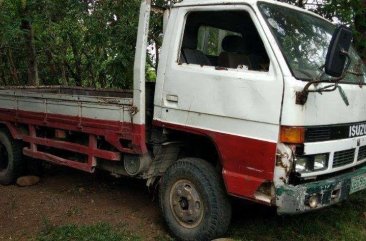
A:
173 0 327 23
174 0 274 7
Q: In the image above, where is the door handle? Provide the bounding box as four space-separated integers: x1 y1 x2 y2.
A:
166 94 179 103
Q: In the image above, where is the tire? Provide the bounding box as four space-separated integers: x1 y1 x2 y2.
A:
0 129 24 185
159 158 232 241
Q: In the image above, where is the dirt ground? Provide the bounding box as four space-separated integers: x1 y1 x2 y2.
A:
5 165 363 241
0 167 170 241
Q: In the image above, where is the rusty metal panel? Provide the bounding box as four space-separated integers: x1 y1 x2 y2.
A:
0 95 16 110
81 102 125 122
276 165 366 214
0 87 133 124
0 86 145 152
47 99 81 117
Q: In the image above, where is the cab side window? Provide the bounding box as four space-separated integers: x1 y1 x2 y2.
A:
179 11 270 72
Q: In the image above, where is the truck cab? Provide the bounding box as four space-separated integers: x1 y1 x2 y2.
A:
148 0 366 238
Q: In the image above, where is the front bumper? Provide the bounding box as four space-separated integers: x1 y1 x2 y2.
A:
276 165 366 214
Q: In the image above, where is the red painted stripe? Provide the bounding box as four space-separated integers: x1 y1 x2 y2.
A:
23 148 94 173
153 120 277 199
22 136 121 161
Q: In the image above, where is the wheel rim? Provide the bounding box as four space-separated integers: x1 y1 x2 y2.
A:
0 142 9 171
169 179 204 229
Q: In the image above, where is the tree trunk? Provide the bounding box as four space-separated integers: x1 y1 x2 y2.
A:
62 61 69 86
0 54 7 85
7 48 19 85
69 40 82 86
45 49 57 76
61 45 69 86
64 60 81 86
21 19 39 86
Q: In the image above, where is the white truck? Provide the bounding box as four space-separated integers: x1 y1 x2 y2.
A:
0 0 366 240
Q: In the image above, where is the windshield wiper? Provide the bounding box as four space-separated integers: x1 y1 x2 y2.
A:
296 79 350 106
296 60 352 106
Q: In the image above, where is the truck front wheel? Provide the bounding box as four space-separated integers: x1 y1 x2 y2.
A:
0 129 23 185
159 158 232 241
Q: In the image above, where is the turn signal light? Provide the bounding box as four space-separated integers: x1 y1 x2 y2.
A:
280 126 305 144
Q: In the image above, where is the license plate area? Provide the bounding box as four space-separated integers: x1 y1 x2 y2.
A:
350 174 366 194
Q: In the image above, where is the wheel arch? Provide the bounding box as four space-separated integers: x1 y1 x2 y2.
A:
159 126 223 170
152 121 224 168
146 125 224 187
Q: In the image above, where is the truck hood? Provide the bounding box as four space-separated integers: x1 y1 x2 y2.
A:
281 76 366 127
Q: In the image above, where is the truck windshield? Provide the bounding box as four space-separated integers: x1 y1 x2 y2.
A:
259 2 366 84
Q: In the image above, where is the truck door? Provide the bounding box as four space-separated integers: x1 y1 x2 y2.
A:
154 5 285 197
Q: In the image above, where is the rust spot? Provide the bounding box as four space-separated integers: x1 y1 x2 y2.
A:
296 91 308 105
280 177 287 183
276 154 289 169
215 66 228 71
129 106 138 116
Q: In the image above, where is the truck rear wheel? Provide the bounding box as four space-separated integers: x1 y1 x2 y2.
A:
159 158 232 241
0 130 23 185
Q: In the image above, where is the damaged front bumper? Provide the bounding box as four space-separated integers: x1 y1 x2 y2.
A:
276 165 366 214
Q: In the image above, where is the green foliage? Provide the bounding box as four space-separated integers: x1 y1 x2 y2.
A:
37 223 141 241
230 191 366 241
281 0 366 60
146 65 157 82
0 0 364 87
0 0 142 88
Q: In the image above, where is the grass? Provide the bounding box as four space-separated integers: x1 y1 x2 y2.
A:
34 192 366 241
229 191 366 241
36 223 141 241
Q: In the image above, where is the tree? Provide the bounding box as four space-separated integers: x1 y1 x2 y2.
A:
354 1 366 62
281 0 366 61
20 0 40 85
0 0 364 87
0 0 142 88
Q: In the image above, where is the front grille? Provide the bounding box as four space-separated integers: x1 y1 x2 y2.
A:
305 128 331 142
305 121 366 143
358 146 366 161
333 149 355 168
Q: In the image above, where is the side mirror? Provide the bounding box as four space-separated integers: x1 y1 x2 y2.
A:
325 25 353 77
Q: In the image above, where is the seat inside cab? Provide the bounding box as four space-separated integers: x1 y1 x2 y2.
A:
179 10 270 72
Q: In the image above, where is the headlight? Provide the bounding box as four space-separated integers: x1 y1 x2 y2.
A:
295 154 329 174
314 154 328 170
